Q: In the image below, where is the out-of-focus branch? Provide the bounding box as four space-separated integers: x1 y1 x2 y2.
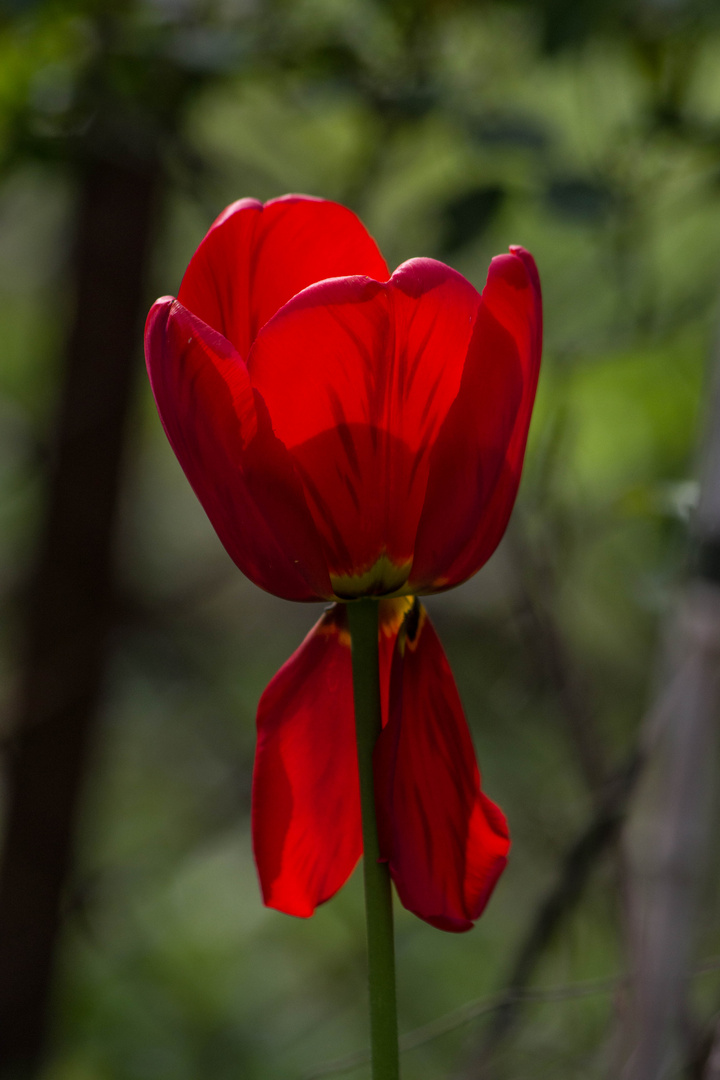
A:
0 150 160 1071
619 586 720 1078
618 327 720 1080
453 747 643 1079
509 519 609 795
0 151 160 1077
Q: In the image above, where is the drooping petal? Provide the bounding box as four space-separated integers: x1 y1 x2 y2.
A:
247 260 483 596
177 195 390 360
374 602 510 932
252 598 410 917
409 246 542 593
145 297 331 601
253 605 361 917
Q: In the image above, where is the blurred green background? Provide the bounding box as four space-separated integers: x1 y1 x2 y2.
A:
2 0 720 1077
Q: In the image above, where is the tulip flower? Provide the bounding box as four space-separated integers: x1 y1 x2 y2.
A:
147 198 539 1064
145 194 541 933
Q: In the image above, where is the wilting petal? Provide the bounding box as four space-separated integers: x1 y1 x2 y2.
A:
409 247 542 592
252 599 409 916
177 195 390 360
248 260 482 595
374 602 510 931
253 605 361 916
145 297 331 601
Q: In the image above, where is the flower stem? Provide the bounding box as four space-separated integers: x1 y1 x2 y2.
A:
347 599 400 1080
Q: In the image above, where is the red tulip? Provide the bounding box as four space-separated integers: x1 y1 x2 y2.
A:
145 195 542 932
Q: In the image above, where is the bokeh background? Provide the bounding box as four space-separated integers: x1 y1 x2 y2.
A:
3 0 720 1078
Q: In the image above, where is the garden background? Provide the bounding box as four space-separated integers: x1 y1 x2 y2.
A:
2 0 720 1077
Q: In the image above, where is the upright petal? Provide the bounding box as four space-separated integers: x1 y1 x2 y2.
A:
409 247 542 593
177 195 390 359
252 599 409 917
374 602 510 931
145 297 331 601
248 260 482 596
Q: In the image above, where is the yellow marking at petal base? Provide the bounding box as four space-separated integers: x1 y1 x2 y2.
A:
378 596 415 638
330 554 412 600
316 596 415 653
396 597 427 657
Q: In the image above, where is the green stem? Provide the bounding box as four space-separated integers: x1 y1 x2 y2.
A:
347 600 400 1080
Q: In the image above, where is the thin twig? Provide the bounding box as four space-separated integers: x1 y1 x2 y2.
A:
302 957 720 1079
508 505 609 795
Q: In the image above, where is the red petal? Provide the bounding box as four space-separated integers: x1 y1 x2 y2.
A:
374 603 510 931
177 195 390 360
248 260 482 593
252 605 361 916
409 247 542 592
252 597 411 917
145 297 331 601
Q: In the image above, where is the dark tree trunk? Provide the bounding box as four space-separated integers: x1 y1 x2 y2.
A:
0 153 159 1076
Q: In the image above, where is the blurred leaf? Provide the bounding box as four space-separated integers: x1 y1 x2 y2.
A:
438 184 505 254
545 175 617 223
467 110 551 152
533 0 626 52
